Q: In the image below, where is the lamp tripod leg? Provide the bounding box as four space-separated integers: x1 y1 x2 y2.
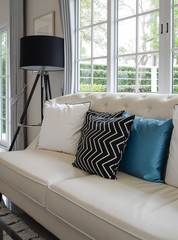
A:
9 73 41 151
43 73 52 101
41 75 44 122
44 74 49 101
46 74 52 99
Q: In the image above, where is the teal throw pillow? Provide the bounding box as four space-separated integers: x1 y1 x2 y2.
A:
119 112 173 182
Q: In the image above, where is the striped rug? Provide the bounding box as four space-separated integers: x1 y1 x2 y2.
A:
0 201 45 240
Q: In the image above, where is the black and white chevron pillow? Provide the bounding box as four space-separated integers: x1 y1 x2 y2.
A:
75 109 124 165
73 114 135 179
80 109 124 135
86 109 124 119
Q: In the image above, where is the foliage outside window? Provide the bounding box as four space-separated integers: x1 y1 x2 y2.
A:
78 0 107 92
76 0 178 93
0 26 10 148
117 0 159 92
173 1 178 92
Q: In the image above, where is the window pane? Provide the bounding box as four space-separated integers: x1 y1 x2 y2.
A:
79 29 91 59
0 77 6 97
173 52 178 93
0 27 9 145
118 18 136 55
2 33 7 54
138 0 159 13
118 56 136 92
93 59 107 92
2 56 6 75
79 61 91 91
138 54 159 92
2 98 6 119
0 58 1 76
118 0 136 19
93 0 107 24
2 120 6 141
174 7 178 48
93 23 107 57
80 0 91 27
138 12 159 53
174 0 178 4
2 77 6 97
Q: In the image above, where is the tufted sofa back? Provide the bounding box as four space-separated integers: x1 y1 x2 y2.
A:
52 93 178 120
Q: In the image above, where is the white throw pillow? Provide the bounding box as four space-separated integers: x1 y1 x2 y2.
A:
165 104 178 188
38 101 90 155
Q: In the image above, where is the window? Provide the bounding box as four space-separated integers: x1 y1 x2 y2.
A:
117 0 159 92
0 25 10 148
173 0 178 92
76 0 178 94
77 0 108 92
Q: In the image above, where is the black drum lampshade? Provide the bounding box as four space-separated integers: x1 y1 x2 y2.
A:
20 35 64 71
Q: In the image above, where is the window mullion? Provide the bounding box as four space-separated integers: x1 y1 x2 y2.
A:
136 0 139 92
159 0 172 94
76 0 79 92
159 0 165 93
165 0 172 93
91 0 94 92
107 0 115 92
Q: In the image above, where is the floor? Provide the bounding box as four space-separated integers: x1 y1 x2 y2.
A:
2 196 59 240
3 232 12 240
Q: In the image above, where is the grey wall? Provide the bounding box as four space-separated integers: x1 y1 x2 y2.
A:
0 0 9 25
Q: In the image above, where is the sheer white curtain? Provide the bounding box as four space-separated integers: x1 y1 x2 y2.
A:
59 0 76 95
10 0 26 150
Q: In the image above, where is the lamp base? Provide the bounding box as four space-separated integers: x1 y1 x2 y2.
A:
9 71 52 151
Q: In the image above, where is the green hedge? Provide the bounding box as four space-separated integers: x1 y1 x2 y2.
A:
79 64 178 93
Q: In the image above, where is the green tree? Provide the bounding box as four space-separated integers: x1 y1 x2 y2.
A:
79 0 107 57
1 33 7 133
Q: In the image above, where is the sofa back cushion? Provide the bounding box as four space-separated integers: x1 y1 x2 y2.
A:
53 93 178 120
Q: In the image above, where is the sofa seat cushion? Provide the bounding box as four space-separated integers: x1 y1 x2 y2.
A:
47 172 178 240
0 150 89 207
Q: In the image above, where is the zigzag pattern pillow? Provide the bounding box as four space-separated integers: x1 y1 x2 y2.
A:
73 114 134 179
86 109 124 119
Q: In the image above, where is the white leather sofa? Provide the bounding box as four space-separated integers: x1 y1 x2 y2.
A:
0 92 178 240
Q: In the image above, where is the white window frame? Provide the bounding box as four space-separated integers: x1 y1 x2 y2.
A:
0 23 10 148
75 0 177 94
171 0 178 93
159 0 171 93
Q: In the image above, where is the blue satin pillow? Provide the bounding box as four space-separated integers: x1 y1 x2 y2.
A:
119 112 173 182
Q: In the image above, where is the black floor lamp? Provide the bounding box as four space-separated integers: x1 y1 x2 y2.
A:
9 35 64 151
